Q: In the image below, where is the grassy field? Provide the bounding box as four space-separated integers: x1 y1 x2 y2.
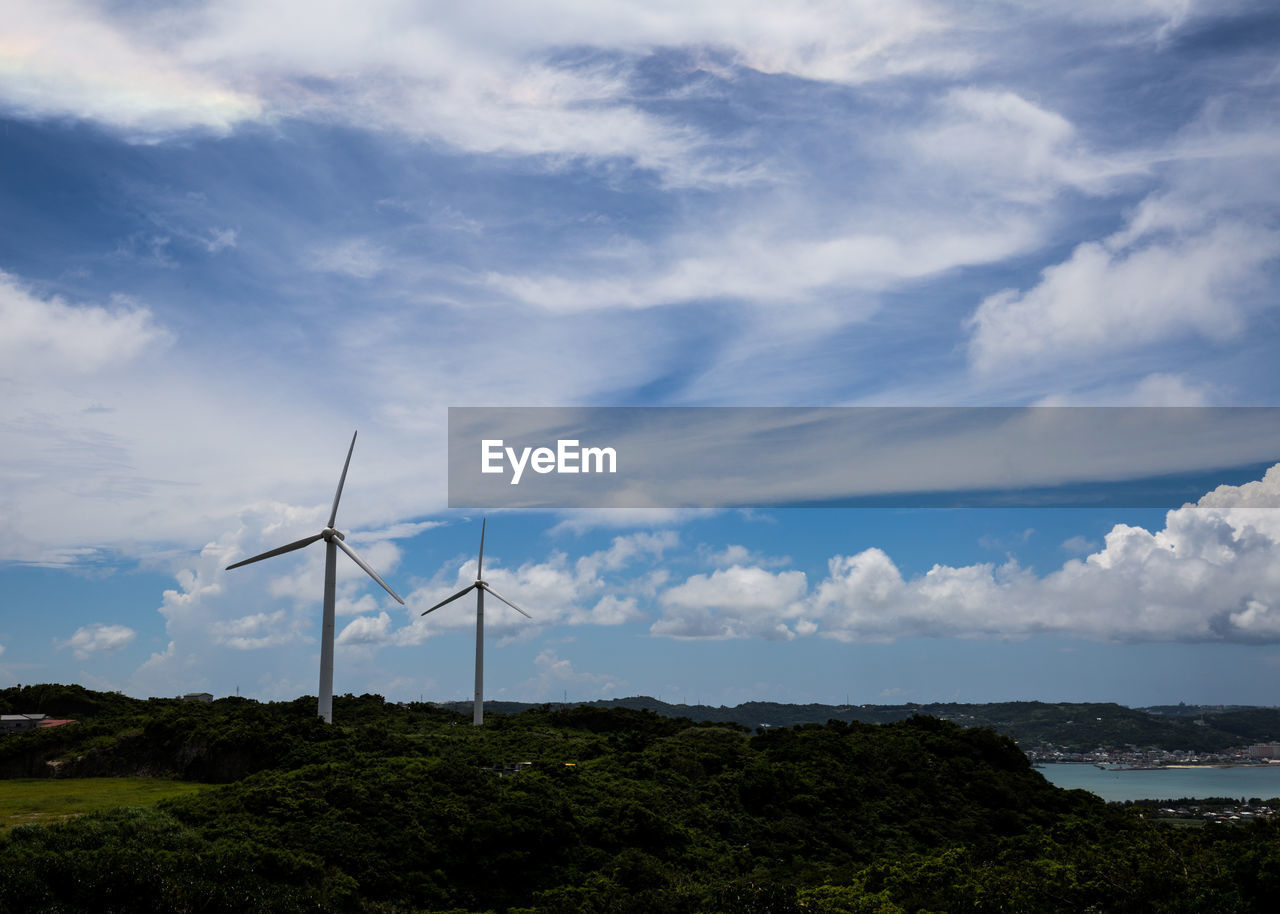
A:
0 778 209 831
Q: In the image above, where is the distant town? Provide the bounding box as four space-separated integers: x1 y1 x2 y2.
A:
1025 743 1280 768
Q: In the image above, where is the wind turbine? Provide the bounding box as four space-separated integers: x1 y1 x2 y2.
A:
421 519 531 725
226 431 403 723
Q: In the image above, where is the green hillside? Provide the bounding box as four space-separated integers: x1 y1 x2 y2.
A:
1 686 1279 911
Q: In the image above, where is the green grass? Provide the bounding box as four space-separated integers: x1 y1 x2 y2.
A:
0 778 209 831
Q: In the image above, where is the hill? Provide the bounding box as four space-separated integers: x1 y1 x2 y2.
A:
455 695 1280 752
1 685 1279 911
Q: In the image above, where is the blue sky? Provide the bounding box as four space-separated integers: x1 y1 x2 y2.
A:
2 1 1279 708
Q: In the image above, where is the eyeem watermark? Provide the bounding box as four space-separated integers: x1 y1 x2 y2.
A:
481 439 617 485
450 406 1280 508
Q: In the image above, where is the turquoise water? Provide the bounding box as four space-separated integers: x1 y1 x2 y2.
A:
1037 762 1280 802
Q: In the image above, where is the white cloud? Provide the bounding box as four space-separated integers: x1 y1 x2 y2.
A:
549 509 711 535
202 227 239 253
403 528 675 639
338 611 392 646
1 0 1194 187
809 463 1280 644
61 623 137 661
488 217 1036 312
574 531 679 581
967 221 1279 373
264 538 403 613
913 89 1134 203
0 0 262 134
654 565 808 640
0 272 168 375
642 464 1280 645
966 104 1280 377
311 238 389 279
518 648 624 700
1035 373 1217 407
704 544 791 568
209 609 300 650
1061 535 1100 555
574 594 644 626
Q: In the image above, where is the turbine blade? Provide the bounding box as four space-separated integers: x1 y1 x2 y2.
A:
481 583 532 619
328 431 357 529
225 532 325 570
477 517 485 581
334 537 404 604
421 584 478 616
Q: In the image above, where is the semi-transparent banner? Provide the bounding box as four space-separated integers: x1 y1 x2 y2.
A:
447 407 1280 509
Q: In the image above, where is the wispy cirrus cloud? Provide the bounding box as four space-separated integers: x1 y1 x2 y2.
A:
0 0 261 133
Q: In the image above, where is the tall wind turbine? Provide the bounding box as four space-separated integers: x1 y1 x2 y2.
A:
226 431 403 723
421 519 531 725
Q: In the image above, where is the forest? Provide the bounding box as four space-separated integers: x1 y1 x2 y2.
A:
1 684 1278 912
452 697 1280 753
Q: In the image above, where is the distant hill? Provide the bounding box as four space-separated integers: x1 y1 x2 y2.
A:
5 684 1278 756
448 696 1280 751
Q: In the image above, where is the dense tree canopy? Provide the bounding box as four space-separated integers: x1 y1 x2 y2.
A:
1 688 1277 911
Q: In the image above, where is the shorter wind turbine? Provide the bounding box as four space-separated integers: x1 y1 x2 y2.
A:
421 519 531 725
226 431 404 723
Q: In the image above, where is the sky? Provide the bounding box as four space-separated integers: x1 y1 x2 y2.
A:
2 0 1279 710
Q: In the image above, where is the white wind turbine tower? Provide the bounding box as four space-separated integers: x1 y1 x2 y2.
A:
226 431 404 723
421 519 532 725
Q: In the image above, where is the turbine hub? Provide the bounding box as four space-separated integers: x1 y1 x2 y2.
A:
322 527 345 542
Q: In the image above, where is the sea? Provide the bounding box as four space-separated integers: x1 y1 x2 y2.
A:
1037 762 1280 802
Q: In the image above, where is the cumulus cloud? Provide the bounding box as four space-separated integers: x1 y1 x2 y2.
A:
209 609 299 650
572 594 645 626
808 463 1280 643
967 220 1279 373
549 510 710 535
61 623 137 660
653 565 808 640
338 611 393 646
1061 535 1100 555
403 529 674 640
574 531 679 581
0 272 168 375
644 464 1280 645
264 538 403 613
704 544 791 568
966 103 1280 376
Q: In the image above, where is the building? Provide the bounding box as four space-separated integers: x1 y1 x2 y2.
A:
0 713 48 732
0 714 77 733
1247 743 1280 760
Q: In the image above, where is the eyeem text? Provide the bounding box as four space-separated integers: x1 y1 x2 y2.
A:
481 439 617 485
